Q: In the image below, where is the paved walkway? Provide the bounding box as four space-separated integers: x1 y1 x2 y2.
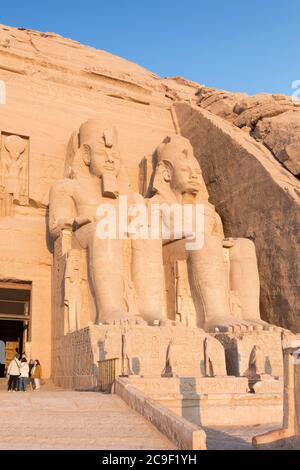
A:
0 384 281 450
0 389 175 450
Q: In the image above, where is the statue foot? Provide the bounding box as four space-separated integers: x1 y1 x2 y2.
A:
244 318 288 333
159 319 185 327
102 312 147 326
159 319 174 327
205 316 255 334
114 316 147 327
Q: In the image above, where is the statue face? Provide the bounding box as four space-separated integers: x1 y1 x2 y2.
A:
170 149 203 196
88 140 121 178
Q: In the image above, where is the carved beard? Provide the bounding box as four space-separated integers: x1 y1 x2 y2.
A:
101 171 119 199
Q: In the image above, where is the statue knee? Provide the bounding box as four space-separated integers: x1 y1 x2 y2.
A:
228 237 257 262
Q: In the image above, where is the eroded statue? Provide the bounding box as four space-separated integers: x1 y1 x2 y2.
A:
49 118 164 325
149 134 275 333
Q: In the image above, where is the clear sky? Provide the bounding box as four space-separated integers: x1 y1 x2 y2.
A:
0 0 299 95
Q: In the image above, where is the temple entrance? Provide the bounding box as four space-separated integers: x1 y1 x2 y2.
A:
0 282 31 377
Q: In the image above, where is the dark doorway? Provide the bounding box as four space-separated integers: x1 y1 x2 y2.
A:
0 282 31 377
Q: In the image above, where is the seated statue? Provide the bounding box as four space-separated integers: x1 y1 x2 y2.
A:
148 134 276 333
49 118 164 325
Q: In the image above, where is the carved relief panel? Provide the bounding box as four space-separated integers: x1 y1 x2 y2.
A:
64 248 88 334
0 132 29 215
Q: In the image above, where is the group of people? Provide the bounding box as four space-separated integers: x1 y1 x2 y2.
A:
7 353 42 392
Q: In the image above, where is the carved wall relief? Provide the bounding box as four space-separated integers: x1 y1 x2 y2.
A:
175 260 197 327
64 248 87 334
0 132 29 215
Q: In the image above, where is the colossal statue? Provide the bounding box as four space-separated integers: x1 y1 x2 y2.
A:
48 121 286 388
149 135 274 333
49 119 276 334
49 119 164 325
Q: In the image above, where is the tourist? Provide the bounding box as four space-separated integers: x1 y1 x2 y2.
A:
7 354 21 392
19 357 29 392
0 340 5 378
32 360 42 391
28 359 35 390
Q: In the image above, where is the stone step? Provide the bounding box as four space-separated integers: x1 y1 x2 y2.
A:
118 377 283 427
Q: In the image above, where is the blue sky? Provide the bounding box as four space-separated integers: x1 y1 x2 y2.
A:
0 1 299 95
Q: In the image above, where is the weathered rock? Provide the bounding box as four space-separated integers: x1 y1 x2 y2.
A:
254 110 300 176
161 76 200 103
196 87 300 177
196 86 247 122
234 100 293 128
175 102 300 331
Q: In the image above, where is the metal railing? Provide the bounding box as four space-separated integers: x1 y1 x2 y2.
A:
98 358 119 393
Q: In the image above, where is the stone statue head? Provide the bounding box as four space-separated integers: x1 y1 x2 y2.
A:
78 118 121 179
64 118 132 199
153 135 207 200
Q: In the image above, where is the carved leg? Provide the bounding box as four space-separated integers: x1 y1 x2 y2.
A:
187 235 245 332
228 238 276 331
90 236 128 323
229 238 260 319
131 239 165 324
74 224 128 323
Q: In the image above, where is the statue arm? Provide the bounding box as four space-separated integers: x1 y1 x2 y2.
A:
49 179 76 239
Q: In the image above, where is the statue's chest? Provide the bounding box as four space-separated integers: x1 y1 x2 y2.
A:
74 186 121 213
74 185 102 206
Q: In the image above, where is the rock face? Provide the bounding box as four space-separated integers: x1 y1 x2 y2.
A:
196 87 300 177
254 111 300 176
175 102 300 330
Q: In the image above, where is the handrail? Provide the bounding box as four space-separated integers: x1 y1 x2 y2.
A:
97 357 119 393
